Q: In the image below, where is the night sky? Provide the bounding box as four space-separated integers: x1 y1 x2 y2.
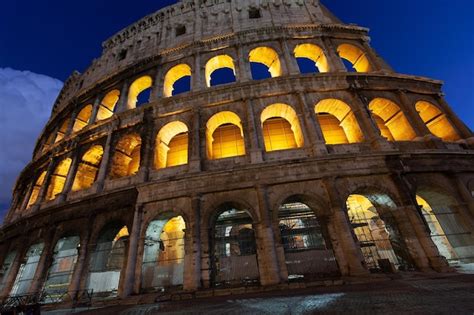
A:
0 0 473 221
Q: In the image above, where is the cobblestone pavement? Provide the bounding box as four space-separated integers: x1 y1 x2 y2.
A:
60 273 474 315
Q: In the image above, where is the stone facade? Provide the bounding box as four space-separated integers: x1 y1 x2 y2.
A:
1 0 474 309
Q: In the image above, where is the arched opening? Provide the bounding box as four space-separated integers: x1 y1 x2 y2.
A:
369 98 416 141
96 90 120 121
163 64 192 97
72 145 104 192
42 236 80 300
415 101 460 141
128 76 153 109
87 224 129 295
26 171 46 208
205 55 236 87
210 204 259 287
416 188 474 271
293 43 330 73
206 111 245 160
54 119 70 143
249 47 282 80
337 44 372 73
278 198 339 280
72 105 93 133
260 103 304 151
141 215 186 291
9 243 44 296
346 193 412 272
45 158 72 201
315 99 363 144
109 133 142 179
0 251 17 293
155 121 189 169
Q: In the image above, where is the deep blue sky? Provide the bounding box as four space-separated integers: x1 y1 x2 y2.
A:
0 0 473 129
0 1 472 221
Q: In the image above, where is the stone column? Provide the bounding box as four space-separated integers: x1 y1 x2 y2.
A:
189 108 202 172
65 103 79 135
19 182 35 212
183 195 202 291
137 108 155 182
121 204 143 298
28 230 56 294
436 95 473 140
323 178 368 276
237 46 252 82
192 53 204 92
200 223 211 289
280 39 300 75
89 96 101 124
68 223 92 296
57 152 80 202
296 92 328 155
32 158 57 208
115 81 131 113
397 90 432 138
350 92 392 150
254 186 281 286
321 37 346 72
360 40 385 72
95 128 116 192
243 98 263 163
391 174 451 272
0 243 28 298
454 176 474 218
150 67 164 102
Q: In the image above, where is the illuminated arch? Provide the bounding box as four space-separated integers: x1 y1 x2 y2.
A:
155 121 189 169
72 145 104 191
163 64 192 97
128 76 153 109
72 105 93 132
206 111 245 159
205 55 236 87
260 103 304 151
337 44 372 73
293 43 330 73
45 158 72 201
315 99 363 144
109 133 142 179
55 119 70 143
26 171 47 208
96 90 120 121
249 47 282 79
415 101 460 141
369 98 416 141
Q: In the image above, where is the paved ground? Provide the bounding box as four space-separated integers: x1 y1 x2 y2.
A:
47 273 474 315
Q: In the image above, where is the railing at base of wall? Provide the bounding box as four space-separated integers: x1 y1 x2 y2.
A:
0 289 93 313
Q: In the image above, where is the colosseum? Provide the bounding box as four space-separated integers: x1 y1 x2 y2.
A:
1 0 473 311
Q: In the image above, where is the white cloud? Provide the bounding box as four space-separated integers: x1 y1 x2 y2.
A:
0 68 63 223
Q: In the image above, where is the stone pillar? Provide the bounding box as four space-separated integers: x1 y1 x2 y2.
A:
321 37 346 72
137 108 155 182
183 196 202 291
391 174 451 272
397 90 432 138
350 92 392 150
121 205 143 298
32 158 56 208
243 98 263 163
28 231 56 294
237 46 252 82
150 67 164 102
360 40 385 72
454 176 474 218
0 243 28 298
254 186 281 286
296 92 328 155
95 128 116 192
323 178 368 276
68 223 92 295
89 96 101 124
436 95 473 140
280 39 300 75
189 108 202 172
19 182 35 211
200 223 211 289
192 53 204 91
57 152 80 202
115 81 131 113
65 103 79 135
